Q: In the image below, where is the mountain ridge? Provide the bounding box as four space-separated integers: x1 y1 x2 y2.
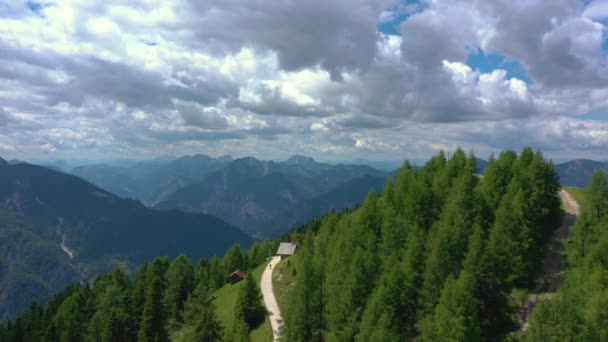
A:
0 160 253 319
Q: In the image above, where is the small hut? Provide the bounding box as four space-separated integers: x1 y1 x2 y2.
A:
277 242 297 259
229 269 245 284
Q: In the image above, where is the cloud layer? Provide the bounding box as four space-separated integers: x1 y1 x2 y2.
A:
1 0 608 162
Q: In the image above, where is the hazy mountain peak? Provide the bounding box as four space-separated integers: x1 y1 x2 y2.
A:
0 156 7 166
187 154 212 160
234 156 261 164
217 155 233 162
287 155 317 165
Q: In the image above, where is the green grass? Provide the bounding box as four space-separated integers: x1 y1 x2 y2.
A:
563 186 586 209
272 256 297 314
171 260 272 342
213 260 271 342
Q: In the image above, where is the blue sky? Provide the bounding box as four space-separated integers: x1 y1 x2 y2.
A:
1 0 608 162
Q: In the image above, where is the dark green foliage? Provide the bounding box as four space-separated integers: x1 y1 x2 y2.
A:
283 239 324 342
419 272 481 342
137 258 169 342
234 273 265 330
2 235 274 341
223 244 247 276
163 254 195 329
0 162 254 320
183 284 223 342
196 257 226 291
282 148 561 341
587 170 608 222
246 240 277 270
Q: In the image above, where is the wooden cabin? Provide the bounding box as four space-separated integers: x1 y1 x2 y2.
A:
229 269 245 284
277 242 297 259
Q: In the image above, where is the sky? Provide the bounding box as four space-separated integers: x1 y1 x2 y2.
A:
1 0 608 163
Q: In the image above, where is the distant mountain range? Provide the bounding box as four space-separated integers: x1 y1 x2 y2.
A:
555 159 608 188
71 154 234 205
153 155 391 237
11 153 607 239
0 157 253 320
61 154 393 237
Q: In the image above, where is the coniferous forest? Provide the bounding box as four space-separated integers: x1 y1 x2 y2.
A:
0 241 275 342
4 148 607 341
282 148 562 341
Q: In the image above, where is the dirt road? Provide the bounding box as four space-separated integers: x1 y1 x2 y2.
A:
520 189 580 331
261 256 283 341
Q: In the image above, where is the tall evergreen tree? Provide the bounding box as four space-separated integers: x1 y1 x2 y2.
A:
234 273 265 330
164 254 195 329
182 284 223 342
419 271 481 342
137 258 169 342
224 244 247 276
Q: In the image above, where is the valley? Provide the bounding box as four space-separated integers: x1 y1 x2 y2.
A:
0 160 253 320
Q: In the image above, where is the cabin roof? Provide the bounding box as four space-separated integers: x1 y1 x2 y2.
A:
277 242 297 256
230 269 245 278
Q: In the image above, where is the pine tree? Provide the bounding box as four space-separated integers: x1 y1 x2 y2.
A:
131 262 149 337
183 284 223 342
224 244 246 276
137 258 169 342
164 254 195 329
87 282 131 342
420 271 481 342
46 288 93 342
234 273 265 330
283 243 323 342
588 170 608 223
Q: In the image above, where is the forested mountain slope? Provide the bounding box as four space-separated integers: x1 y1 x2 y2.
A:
524 171 608 340
263 174 386 237
282 148 561 341
1 148 565 341
0 241 277 341
0 161 253 320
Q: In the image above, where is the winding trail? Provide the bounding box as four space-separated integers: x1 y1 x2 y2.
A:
519 189 580 331
261 256 283 341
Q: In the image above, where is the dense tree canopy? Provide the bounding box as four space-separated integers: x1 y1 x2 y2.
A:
282 148 561 341
0 240 277 341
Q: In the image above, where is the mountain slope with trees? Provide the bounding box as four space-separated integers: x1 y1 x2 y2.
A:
0 160 254 320
1 148 568 341
524 170 608 340
281 148 561 341
0 240 276 341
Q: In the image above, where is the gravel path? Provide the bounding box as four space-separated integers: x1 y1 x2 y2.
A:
261 256 283 341
520 189 580 331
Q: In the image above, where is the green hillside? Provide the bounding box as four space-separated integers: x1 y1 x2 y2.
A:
0 239 277 341
1 148 579 341
0 162 254 319
281 148 561 341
